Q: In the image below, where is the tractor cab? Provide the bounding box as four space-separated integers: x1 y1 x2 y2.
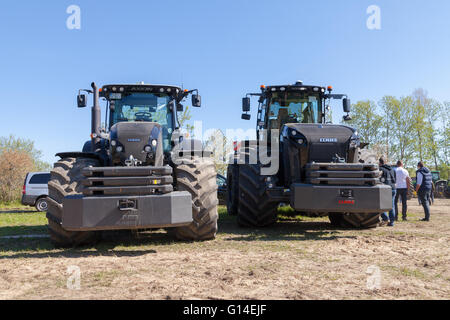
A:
77 83 201 166
241 81 357 164
241 80 351 130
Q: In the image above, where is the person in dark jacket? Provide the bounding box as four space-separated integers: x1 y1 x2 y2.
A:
379 157 397 226
415 161 432 221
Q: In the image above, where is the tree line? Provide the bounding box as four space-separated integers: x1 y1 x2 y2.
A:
345 88 449 179
0 135 51 204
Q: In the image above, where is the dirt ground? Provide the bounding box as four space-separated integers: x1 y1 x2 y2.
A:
0 199 449 300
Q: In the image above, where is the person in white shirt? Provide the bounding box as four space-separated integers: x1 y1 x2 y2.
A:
394 160 411 221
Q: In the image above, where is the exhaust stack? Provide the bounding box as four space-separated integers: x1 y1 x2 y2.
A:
91 82 101 144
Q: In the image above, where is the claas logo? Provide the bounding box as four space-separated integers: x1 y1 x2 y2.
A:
338 200 355 204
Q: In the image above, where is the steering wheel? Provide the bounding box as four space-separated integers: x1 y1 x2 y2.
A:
134 111 152 122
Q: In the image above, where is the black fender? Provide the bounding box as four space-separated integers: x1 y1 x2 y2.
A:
175 138 213 157
55 152 106 166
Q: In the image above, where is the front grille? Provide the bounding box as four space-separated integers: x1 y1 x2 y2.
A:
305 163 381 186
81 166 173 196
308 143 348 163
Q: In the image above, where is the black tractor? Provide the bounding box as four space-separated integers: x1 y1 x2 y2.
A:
227 81 392 228
47 82 218 247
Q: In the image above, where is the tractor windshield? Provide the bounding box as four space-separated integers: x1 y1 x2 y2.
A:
266 92 322 129
111 93 173 126
111 92 174 151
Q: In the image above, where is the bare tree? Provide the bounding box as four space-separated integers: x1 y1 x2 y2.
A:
0 150 35 203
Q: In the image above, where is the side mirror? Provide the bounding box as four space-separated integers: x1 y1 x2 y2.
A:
343 98 351 113
242 97 251 112
192 94 201 107
241 114 251 120
77 94 87 108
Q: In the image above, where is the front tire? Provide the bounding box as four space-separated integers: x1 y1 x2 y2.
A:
237 164 278 227
174 156 218 240
46 157 100 247
339 212 381 229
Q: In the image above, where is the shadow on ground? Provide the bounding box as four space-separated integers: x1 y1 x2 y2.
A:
0 211 359 258
219 215 358 242
0 210 37 214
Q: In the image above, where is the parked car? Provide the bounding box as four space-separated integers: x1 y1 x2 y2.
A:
21 172 50 211
217 174 227 205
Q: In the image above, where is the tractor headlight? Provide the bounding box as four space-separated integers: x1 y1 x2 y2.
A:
288 128 306 145
151 139 157 147
116 145 123 152
144 145 152 152
110 140 117 147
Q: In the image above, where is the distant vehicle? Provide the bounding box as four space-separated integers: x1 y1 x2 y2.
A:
217 174 227 205
21 172 50 211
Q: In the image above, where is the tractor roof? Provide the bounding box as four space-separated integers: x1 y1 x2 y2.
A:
100 84 183 96
261 83 327 94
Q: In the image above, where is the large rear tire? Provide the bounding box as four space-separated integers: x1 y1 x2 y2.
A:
46 157 101 247
226 164 239 215
174 156 218 240
237 164 278 227
340 212 380 228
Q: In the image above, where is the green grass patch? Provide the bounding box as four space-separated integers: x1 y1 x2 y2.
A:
382 265 428 280
0 211 47 237
0 201 31 210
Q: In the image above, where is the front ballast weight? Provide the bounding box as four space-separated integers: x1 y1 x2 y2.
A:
62 164 193 231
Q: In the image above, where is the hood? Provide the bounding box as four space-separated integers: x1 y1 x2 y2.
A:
283 123 355 162
110 121 163 165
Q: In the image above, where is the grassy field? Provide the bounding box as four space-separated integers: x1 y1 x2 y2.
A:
0 200 449 299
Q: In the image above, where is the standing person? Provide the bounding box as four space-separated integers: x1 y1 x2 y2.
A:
394 160 411 221
379 158 397 226
416 161 432 221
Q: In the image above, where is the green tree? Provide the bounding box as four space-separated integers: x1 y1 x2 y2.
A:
203 129 227 175
177 105 195 137
345 100 383 146
439 102 450 166
410 88 435 165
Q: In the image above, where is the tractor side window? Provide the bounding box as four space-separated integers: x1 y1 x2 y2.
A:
257 101 267 129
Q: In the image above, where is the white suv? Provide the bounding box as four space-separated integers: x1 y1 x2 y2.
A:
21 172 50 212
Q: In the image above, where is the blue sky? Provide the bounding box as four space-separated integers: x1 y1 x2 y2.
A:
0 0 449 164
